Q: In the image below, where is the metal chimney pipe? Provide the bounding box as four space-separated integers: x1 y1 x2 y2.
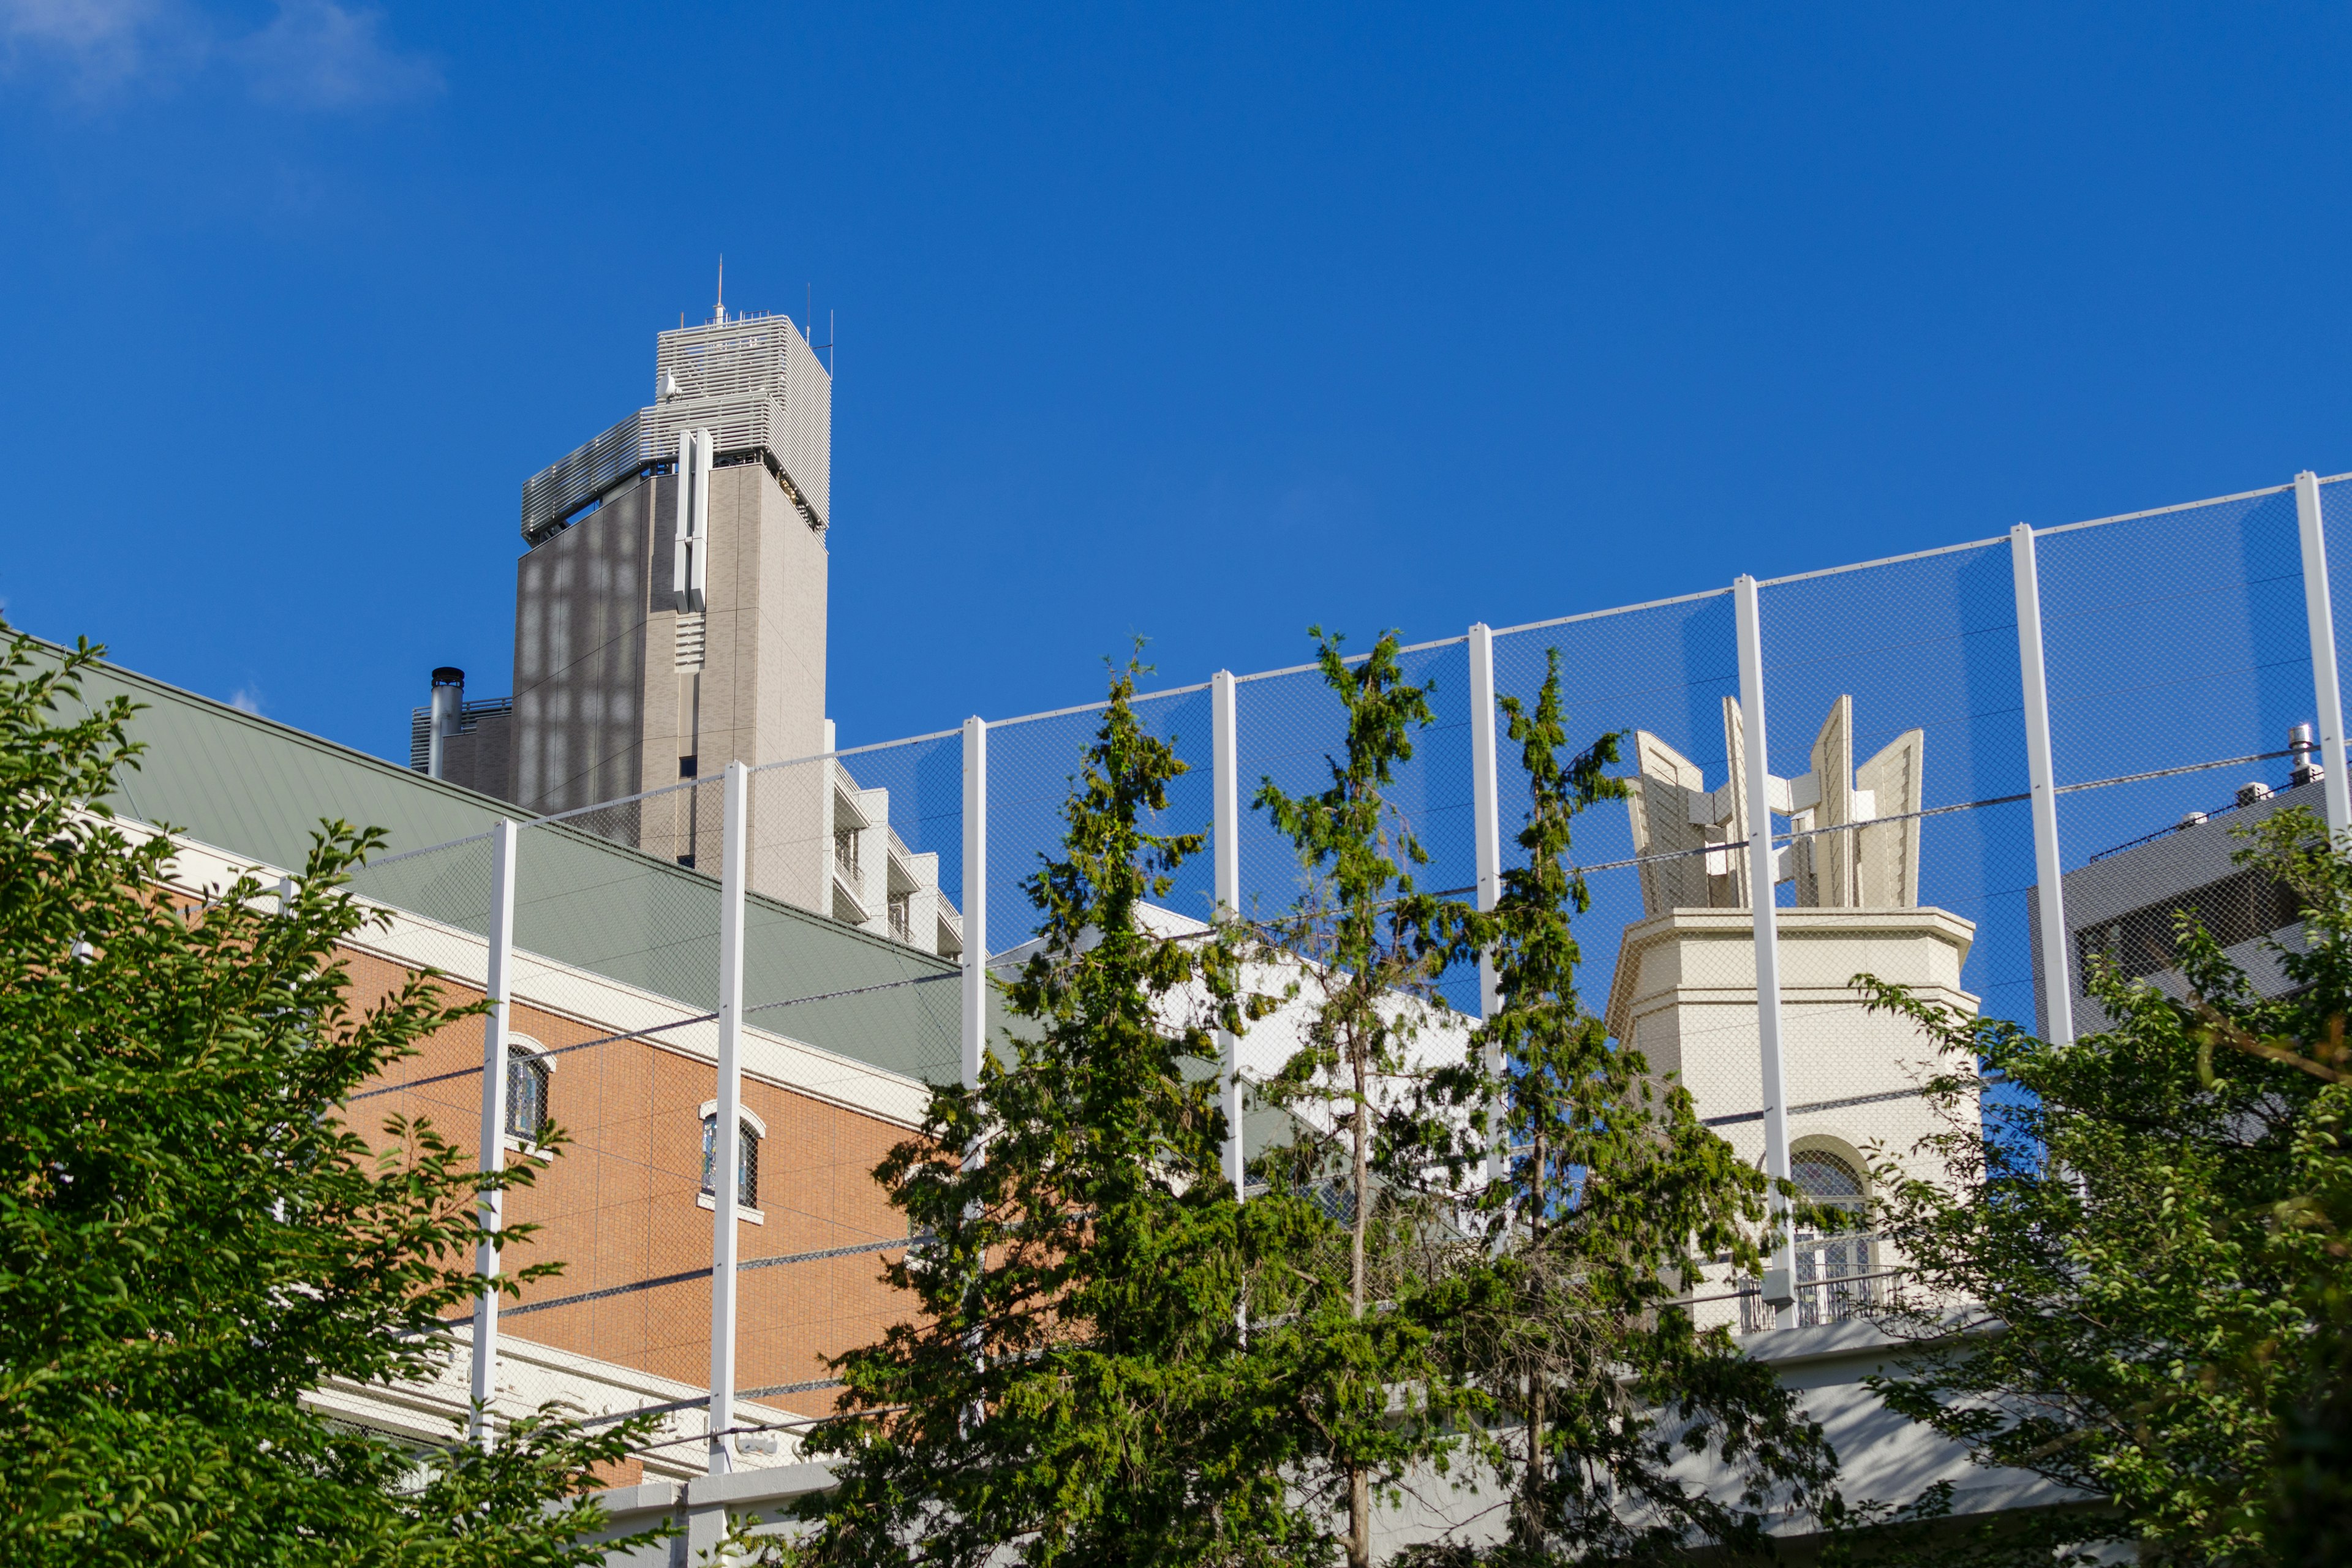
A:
428 668 464 780
2291 722 2323 788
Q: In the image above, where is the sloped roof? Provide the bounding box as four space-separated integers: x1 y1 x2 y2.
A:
31 638 959 1086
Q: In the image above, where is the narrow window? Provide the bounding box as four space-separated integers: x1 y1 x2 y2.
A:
505 1045 550 1143
701 1115 760 1209
1790 1148 1872 1327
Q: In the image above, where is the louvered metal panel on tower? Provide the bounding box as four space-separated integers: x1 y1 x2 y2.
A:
518 313 831 545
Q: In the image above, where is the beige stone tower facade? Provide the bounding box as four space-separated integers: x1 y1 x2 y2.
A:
508 454 828 885
415 301 960 957
1606 695 1979 1328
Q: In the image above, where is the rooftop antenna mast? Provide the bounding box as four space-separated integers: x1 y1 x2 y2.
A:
714 255 725 323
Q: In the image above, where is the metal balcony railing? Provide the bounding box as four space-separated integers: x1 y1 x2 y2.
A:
1736 1235 1888 1333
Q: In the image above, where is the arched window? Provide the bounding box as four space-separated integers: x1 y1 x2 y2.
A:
1792 1149 1866 1218
701 1112 761 1210
505 1041 551 1144
1790 1148 1872 1327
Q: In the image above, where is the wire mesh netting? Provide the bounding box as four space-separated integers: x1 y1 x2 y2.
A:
333 771 922 1471
736 749 952 1428
987 704 1121 963
108 461 2352 1454
484 786 729 1451
342 827 500 1223
1489 589 1741 1021
2037 485 2316 1041
982 684 1221 962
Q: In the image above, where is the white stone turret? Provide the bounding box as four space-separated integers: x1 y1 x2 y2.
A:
1610 694 1977 1333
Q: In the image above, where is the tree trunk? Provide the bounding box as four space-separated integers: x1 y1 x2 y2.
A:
1521 1129 1546 1545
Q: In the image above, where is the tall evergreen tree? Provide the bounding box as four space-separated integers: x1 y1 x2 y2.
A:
1246 628 1483 1568
797 659 1293 1567
1414 649 1836 1564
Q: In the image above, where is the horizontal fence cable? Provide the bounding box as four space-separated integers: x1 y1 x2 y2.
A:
2030 477 2310 539
349 829 496 873
1702 1085 1931 1129
443 1234 930 1328
744 970 959 1017
982 680 1217 732
348 973 958 1103
1133 746 2300 957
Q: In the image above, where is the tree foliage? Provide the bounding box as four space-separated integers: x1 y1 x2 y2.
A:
796 657 1289 1567
0 629 659 1567
1856 806 2352 1562
1245 629 1486 1568
1413 648 1836 1564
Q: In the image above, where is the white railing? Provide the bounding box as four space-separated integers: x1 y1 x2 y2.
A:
1738 1236 1888 1333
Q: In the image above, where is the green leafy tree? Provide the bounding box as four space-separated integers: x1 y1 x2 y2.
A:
1246 628 1485 1568
1411 649 1838 1564
796 658 1290 1567
1854 806 2352 1562
0 629 660 1567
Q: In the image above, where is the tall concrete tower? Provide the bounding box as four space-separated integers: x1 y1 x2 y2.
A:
507 305 832 829
414 296 960 957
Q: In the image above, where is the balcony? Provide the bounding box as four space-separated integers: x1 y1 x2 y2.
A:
1738 1234 1887 1333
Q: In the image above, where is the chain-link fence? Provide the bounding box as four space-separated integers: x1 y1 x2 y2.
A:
118 465 2352 1477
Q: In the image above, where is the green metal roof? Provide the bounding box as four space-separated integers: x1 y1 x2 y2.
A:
36 640 960 1087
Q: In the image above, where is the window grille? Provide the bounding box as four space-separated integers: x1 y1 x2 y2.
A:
1741 1149 1879 1332
701 1115 760 1209
505 1044 549 1143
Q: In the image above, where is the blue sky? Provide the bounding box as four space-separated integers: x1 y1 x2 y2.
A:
4 2 2351 758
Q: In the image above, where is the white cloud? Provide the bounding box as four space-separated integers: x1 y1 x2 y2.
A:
228 684 264 715
0 0 437 108
236 1 438 108
0 0 195 92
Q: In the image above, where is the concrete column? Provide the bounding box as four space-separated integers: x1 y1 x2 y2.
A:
2296 472 2352 836
707 760 748 1474
1212 669 1243 1197
962 717 988 1098
1466 624 1505 1184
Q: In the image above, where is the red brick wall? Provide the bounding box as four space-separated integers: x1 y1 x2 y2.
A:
338 947 920 1420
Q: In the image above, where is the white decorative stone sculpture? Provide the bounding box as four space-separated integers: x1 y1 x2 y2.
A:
1623 694 1924 916
1605 694 1975 1335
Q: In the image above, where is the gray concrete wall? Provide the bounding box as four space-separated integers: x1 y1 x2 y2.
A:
511 479 655 816
437 707 513 802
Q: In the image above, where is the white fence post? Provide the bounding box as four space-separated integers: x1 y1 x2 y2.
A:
2011 524 2076 1047
707 760 747 1474
962 718 989 1099
2297 472 2352 837
1466 624 1505 1184
1211 671 1245 1198
469 818 518 1449
1732 577 1795 1324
